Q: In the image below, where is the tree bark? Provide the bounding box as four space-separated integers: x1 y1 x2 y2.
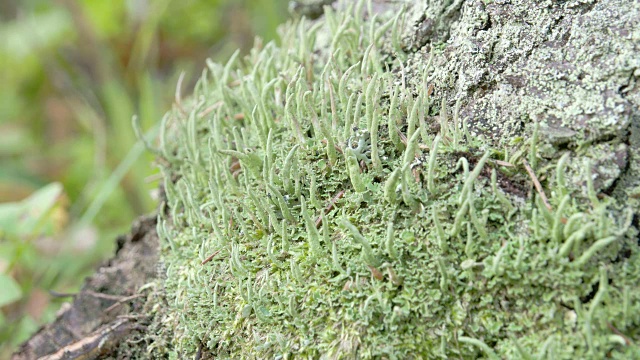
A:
13 215 160 360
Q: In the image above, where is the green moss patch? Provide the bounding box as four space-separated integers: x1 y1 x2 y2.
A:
148 1 640 358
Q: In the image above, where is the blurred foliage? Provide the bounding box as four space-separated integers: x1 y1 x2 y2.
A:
0 0 287 355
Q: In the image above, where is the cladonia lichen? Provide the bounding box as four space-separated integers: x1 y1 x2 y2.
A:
143 0 640 358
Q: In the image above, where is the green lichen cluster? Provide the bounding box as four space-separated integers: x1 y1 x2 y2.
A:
145 0 640 358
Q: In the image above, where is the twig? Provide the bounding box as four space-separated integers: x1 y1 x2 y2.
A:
198 101 223 118
607 322 633 346
104 293 146 313
201 250 221 265
39 319 139 360
368 265 384 281
522 159 552 211
116 314 152 320
84 291 128 301
494 160 515 167
398 130 407 146
315 189 346 228
320 139 344 154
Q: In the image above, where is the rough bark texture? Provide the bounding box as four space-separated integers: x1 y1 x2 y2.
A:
13 215 159 360
15 0 640 358
401 0 640 200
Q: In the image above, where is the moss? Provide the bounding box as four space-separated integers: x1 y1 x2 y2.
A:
147 0 640 358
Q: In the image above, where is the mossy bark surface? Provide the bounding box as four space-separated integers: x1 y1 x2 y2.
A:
16 0 640 359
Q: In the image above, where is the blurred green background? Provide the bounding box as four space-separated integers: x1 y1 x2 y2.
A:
0 0 287 355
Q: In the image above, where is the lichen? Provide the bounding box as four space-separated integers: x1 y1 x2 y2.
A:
145 0 640 358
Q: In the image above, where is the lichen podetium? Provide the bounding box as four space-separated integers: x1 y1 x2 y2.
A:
145 0 640 358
